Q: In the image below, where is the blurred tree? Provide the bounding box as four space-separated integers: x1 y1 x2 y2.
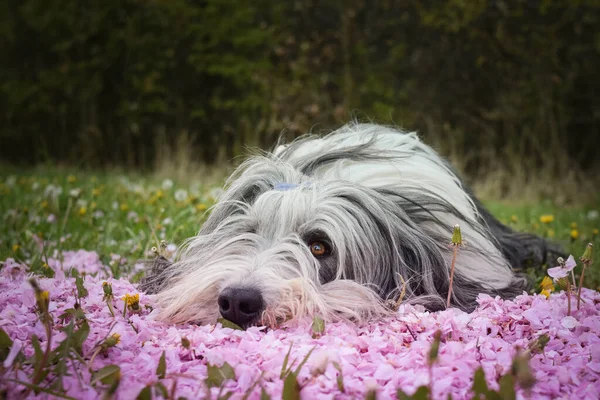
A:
0 0 598 178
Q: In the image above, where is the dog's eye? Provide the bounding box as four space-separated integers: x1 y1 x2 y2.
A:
309 241 329 257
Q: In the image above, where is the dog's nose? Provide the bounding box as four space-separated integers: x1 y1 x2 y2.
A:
218 287 264 327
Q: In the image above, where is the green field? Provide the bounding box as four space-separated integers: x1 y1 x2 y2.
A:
1 168 598 291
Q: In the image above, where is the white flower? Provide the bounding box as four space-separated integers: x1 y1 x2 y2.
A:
309 351 330 376
587 210 599 220
76 199 88 208
547 255 577 281
31 182 40 191
5 176 16 187
44 184 63 199
166 243 177 253
162 179 174 190
162 217 173 225
208 187 224 200
47 214 57 223
132 184 145 194
127 211 139 222
174 189 188 202
112 201 119 210
93 210 105 219
69 188 81 198
190 182 202 197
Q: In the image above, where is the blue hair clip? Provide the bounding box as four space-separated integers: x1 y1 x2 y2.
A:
273 183 300 191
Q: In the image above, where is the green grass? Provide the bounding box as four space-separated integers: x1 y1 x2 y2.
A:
1 168 598 291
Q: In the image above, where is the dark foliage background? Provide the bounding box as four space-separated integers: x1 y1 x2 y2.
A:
1 0 599 184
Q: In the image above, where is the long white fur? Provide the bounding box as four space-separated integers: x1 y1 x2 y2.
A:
146 123 524 325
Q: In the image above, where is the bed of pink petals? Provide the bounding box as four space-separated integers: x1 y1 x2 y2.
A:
1 250 600 400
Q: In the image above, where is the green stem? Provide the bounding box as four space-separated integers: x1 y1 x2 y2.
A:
566 280 571 316
24 315 53 398
577 264 587 310
106 299 115 317
446 245 458 308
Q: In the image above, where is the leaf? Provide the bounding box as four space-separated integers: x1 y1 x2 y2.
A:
311 315 325 338
293 346 315 376
73 320 90 351
332 362 344 393
136 385 153 400
397 386 430 400
75 275 88 298
206 362 236 388
217 318 243 331
280 342 294 379
472 367 489 397
498 374 516 400
218 392 234 400
156 350 167 379
91 364 121 386
181 337 190 349
0 328 13 362
281 373 300 400
31 335 45 379
155 382 169 398
428 330 442 365
260 387 271 400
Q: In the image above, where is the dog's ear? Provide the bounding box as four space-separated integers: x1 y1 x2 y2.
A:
138 256 173 294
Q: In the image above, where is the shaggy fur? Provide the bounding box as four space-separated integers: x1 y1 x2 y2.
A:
141 123 552 327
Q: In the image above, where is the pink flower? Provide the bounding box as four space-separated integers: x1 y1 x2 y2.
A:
1 250 599 399
547 255 577 280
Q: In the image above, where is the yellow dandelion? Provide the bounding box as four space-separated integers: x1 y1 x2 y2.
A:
40 200 49 209
67 175 77 183
511 215 518 223
42 262 49 269
540 289 551 299
156 190 164 199
90 201 97 209
196 203 208 212
540 215 554 224
101 333 121 349
39 290 49 301
593 228 599 238
12 244 20 252
121 293 140 311
570 229 579 240
119 203 129 212
79 207 87 216
539 276 554 291
92 188 101 197
547 229 555 238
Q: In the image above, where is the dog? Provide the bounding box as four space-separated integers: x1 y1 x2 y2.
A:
141 123 551 328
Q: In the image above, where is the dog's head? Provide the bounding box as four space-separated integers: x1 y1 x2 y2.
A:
144 173 428 327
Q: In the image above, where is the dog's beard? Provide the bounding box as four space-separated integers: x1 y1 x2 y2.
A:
148 198 393 327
